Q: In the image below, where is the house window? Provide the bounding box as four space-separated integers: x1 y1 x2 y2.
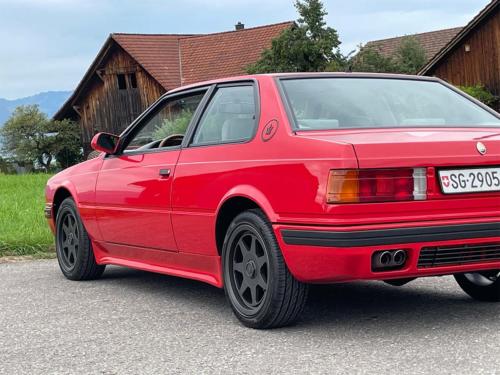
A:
129 73 138 88
117 74 127 90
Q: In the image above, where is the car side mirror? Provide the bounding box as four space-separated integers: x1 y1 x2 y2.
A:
91 132 120 154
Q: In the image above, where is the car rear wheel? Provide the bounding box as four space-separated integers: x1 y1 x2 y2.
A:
56 197 105 281
454 271 500 302
222 209 308 329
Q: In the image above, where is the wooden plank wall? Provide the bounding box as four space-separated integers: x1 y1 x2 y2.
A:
428 7 499 99
75 44 165 154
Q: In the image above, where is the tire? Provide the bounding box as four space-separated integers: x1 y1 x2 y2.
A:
222 209 308 329
454 271 500 302
55 197 105 281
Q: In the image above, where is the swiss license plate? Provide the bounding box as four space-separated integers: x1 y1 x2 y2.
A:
439 167 500 194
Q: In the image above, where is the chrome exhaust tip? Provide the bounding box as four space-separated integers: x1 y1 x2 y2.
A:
372 249 409 271
393 250 407 266
379 251 393 265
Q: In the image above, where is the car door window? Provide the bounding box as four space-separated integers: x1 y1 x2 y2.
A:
191 85 256 146
124 92 205 153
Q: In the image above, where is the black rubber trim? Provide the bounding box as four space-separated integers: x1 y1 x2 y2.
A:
281 222 500 248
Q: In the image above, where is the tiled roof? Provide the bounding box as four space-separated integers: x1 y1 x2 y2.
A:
364 27 463 61
112 34 193 89
112 21 293 90
179 21 294 85
54 22 293 120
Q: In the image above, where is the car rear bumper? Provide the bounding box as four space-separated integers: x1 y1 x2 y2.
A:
274 220 500 283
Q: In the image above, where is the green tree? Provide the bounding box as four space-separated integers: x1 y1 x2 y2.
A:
0 105 52 169
350 45 399 73
0 105 82 170
47 119 82 169
393 36 427 74
247 0 342 73
351 36 426 74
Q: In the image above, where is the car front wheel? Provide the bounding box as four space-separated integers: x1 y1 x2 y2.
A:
56 197 105 281
222 209 308 329
454 271 500 302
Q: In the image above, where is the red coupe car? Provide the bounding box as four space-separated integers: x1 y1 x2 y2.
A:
46 73 500 328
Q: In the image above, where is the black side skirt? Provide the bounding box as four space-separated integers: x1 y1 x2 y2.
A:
281 222 500 248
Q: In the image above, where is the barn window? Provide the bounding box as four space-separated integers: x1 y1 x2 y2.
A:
117 74 127 90
129 73 138 88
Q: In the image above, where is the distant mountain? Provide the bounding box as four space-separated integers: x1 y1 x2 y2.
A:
0 91 72 127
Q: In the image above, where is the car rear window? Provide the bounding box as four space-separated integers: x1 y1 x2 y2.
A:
280 78 500 130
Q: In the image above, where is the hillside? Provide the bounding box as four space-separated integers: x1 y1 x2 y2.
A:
0 91 71 127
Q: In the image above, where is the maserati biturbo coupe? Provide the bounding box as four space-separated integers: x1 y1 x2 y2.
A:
45 73 500 328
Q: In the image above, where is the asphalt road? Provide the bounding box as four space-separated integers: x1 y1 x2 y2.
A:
1 260 500 375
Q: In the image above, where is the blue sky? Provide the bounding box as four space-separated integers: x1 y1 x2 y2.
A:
0 0 491 99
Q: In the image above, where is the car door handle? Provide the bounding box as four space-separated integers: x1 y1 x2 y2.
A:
159 168 171 177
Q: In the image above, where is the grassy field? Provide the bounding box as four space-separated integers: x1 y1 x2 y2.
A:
0 173 55 257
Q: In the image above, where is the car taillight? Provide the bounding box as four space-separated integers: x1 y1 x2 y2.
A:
327 168 427 203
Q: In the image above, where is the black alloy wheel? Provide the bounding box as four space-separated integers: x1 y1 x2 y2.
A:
223 209 308 329
57 210 80 272
55 198 105 281
227 225 270 315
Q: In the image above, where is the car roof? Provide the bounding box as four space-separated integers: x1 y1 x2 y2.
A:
166 72 440 94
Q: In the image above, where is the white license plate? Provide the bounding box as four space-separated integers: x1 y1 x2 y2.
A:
439 167 500 194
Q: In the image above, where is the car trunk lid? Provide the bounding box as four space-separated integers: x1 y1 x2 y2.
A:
296 128 500 169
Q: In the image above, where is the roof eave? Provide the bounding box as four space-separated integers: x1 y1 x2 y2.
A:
419 0 499 75
53 35 115 120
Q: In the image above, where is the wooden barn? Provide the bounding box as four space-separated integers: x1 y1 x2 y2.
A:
419 0 499 108
53 22 292 155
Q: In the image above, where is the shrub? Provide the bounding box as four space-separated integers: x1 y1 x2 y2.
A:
0 157 16 174
152 109 193 140
458 85 497 108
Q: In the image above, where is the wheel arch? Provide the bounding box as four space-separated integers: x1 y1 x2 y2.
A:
52 183 78 222
215 186 278 256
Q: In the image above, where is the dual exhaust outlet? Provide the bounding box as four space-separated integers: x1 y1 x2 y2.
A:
372 249 408 271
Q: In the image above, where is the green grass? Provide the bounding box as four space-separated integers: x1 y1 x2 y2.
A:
0 173 55 257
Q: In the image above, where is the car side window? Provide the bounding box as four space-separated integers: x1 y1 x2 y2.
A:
124 92 205 153
191 85 256 146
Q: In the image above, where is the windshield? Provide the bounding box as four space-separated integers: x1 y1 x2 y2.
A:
280 78 500 130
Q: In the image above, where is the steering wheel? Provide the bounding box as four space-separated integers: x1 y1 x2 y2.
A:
158 134 184 148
